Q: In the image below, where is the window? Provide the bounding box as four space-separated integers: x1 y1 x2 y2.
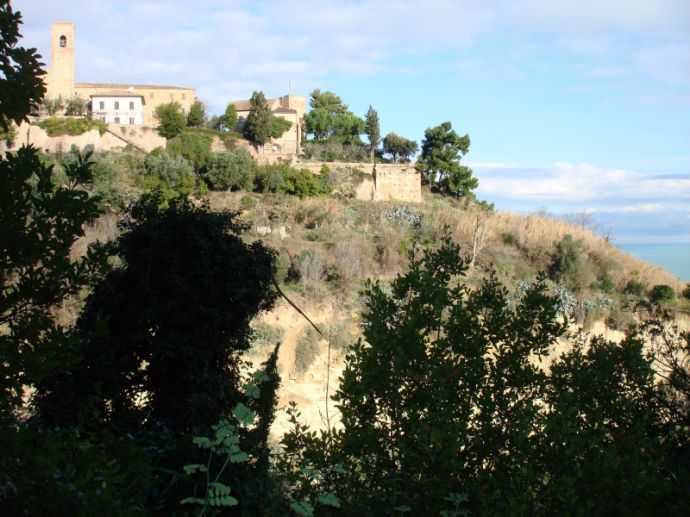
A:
59 35 66 48
114 117 120 124
129 117 134 125
129 101 135 110
182 93 186 100
114 101 120 110
169 93 174 100
100 117 106 122
149 92 154 99
99 101 104 110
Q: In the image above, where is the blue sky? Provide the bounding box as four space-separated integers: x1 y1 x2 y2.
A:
13 0 690 244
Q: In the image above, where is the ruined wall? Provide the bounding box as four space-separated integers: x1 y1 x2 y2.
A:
299 162 422 203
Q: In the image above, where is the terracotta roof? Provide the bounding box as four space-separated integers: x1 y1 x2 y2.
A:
232 100 251 111
76 82 194 91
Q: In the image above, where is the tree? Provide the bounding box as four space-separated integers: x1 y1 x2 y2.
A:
303 108 331 141
418 121 477 195
0 1 105 422
309 89 349 114
186 98 206 127
36 195 278 436
281 237 680 514
167 130 213 171
0 1 46 130
204 148 255 191
364 105 380 161
64 96 86 116
243 90 273 146
154 101 186 139
269 115 293 138
211 102 237 131
304 89 364 143
383 132 418 163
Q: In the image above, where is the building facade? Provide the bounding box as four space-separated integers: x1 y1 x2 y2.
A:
43 22 195 126
90 92 145 125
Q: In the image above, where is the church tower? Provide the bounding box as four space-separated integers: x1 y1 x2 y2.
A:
46 22 75 99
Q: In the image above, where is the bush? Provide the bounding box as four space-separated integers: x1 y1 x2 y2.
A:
154 101 186 139
650 284 676 303
255 163 331 198
280 237 682 515
301 141 369 162
203 148 255 191
294 327 320 374
167 130 213 172
37 116 107 136
625 279 647 297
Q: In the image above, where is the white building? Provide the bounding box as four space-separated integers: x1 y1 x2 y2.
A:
90 90 145 125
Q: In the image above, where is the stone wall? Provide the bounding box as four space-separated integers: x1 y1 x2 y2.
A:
11 121 166 154
298 162 422 203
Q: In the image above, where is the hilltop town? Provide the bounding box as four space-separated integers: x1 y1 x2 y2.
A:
4 22 423 203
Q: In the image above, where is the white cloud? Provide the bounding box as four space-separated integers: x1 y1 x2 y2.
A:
475 162 690 204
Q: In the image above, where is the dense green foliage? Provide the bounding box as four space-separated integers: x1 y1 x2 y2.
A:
383 132 418 162
64 96 86 116
0 146 105 422
243 90 273 145
280 238 690 515
154 101 186 138
0 1 45 129
203 147 255 191
210 102 238 131
418 121 477 196
651 284 676 303
255 162 332 197
364 105 380 160
167 129 213 171
186 98 206 127
304 89 365 144
37 116 107 136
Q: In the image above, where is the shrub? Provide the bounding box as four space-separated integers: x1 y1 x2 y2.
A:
203 148 255 191
625 279 647 297
154 101 186 139
167 130 213 171
591 277 614 294
37 116 107 136
250 322 285 352
294 328 320 374
255 163 331 198
650 284 676 303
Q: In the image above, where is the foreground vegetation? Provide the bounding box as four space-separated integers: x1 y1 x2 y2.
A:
2 2 690 514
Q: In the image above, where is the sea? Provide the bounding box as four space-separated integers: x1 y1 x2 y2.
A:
617 243 690 282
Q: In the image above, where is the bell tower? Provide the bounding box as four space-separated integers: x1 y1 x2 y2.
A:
46 22 75 100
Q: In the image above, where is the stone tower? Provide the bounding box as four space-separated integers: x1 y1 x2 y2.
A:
46 22 75 99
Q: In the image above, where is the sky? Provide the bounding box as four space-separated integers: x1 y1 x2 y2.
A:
12 0 690 245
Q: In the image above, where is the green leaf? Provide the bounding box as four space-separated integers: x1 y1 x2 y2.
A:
180 497 205 505
245 382 261 399
317 492 341 508
230 451 248 463
232 402 256 426
290 500 314 517
192 436 212 449
182 463 206 475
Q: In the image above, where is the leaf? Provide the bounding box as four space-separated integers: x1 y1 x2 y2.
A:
182 463 206 475
230 451 249 463
317 492 341 508
290 500 314 517
245 382 261 399
232 402 256 426
180 497 205 505
394 505 411 513
192 436 212 449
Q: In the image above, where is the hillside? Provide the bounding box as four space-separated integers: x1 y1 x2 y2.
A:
76 186 689 433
